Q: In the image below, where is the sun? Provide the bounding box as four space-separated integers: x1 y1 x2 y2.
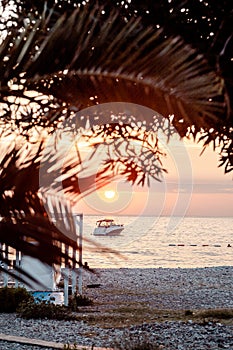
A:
104 190 116 199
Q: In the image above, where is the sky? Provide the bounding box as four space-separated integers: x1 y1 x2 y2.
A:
74 137 233 217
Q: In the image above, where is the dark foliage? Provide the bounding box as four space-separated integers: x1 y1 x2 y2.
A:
17 299 76 320
0 287 33 312
69 292 93 311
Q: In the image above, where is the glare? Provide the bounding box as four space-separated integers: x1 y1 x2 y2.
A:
104 190 116 199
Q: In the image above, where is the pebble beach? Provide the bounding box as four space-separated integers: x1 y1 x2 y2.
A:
0 266 233 349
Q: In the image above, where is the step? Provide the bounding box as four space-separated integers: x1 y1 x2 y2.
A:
0 333 114 349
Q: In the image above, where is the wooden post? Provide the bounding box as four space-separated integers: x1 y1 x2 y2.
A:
63 244 69 306
63 267 69 307
70 214 84 296
71 247 76 295
15 250 20 288
3 245 9 287
78 214 83 295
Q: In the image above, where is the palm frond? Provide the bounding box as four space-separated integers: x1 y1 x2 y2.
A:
24 5 227 125
1 4 228 131
0 3 231 172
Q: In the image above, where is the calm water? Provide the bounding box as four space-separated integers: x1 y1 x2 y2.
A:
82 216 233 268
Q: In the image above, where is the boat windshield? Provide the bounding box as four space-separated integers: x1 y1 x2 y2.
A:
97 220 114 227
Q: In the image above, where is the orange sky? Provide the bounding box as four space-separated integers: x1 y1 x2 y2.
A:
74 137 233 217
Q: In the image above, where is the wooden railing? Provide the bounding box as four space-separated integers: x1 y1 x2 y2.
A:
0 213 84 306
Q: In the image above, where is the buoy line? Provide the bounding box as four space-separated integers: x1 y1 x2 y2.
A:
168 244 232 247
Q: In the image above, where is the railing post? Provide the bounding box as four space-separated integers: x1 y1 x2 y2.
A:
71 247 77 295
3 245 9 287
15 250 20 288
77 214 83 295
63 244 69 306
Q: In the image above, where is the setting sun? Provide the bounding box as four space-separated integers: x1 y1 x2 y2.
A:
104 190 116 199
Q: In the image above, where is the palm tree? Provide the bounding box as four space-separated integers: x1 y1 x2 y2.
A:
0 0 232 284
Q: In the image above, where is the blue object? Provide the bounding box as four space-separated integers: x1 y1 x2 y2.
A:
31 291 64 305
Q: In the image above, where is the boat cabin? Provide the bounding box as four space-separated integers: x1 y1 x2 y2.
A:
96 219 116 227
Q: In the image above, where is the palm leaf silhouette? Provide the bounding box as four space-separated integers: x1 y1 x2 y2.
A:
1 4 228 129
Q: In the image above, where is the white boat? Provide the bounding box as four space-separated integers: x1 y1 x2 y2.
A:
93 219 124 236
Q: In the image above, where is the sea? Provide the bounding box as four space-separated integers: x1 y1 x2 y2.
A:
81 215 233 269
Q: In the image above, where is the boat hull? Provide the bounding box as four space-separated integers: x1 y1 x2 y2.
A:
93 226 124 236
